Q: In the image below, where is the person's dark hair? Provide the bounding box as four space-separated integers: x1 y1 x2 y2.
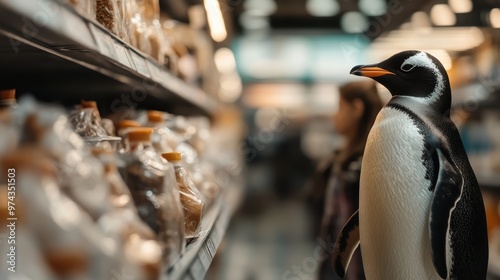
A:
336 81 383 170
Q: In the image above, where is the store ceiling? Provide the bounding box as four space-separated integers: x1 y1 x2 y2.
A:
159 0 500 41
229 0 500 39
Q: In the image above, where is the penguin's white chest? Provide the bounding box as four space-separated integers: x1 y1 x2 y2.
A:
359 107 441 280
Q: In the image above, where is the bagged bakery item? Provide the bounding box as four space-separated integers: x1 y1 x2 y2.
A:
120 128 185 266
69 101 121 149
23 106 111 220
81 100 117 136
162 152 204 238
0 90 22 156
92 147 136 210
145 110 175 154
98 209 162 280
127 0 152 54
69 107 107 137
188 162 220 208
96 0 125 37
93 147 163 279
117 119 142 152
145 110 199 165
142 0 164 62
115 0 131 42
0 181 56 280
118 119 142 138
0 150 132 280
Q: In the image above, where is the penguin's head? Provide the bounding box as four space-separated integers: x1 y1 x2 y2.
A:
350 50 451 109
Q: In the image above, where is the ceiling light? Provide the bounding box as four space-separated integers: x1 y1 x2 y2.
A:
341 11 369 33
244 0 277 17
359 0 387 17
371 27 484 52
219 73 242 103
214 48 237 74
204 0 227 42
239 11 270 30
430 4 456 26
306 0 340 17
490 8 500 28
448 0 473 14
411 11 431 29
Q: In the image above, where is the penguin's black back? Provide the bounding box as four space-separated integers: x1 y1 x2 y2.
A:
387 97 488 279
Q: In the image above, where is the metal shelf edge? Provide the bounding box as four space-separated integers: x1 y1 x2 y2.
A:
164 186 242 280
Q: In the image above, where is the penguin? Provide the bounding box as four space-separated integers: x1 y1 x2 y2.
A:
331 50 488 280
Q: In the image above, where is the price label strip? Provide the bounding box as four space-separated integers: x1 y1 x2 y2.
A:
199 247 212 269
90 25 117 60
130 52 151 78
147 62 164 82
190 258 205 279
206 234 217 256
113 42 132 68
62 12 94 49
211 228 221 246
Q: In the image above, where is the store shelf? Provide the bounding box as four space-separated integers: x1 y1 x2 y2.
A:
0 0 219 116
165 185 243 280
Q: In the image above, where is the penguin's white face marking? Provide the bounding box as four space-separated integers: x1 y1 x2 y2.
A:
400 52 444 103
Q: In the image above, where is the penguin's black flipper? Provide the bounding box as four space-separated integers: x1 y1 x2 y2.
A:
332 210 360 278
429 148 463 279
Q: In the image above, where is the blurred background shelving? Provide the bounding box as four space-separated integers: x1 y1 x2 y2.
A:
225 0 500 279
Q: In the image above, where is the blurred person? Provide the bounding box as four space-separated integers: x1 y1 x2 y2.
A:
309 81 382 280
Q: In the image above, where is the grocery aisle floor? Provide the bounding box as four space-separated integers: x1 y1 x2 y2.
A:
208 197 319 280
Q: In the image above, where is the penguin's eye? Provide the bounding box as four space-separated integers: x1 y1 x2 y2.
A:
401 63 416 72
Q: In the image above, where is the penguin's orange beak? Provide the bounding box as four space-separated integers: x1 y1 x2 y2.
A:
350 65 395 77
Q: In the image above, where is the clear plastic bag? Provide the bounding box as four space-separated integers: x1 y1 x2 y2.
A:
23 106 111 220
117 119 142 152
162 152 205 238
92 147 164 279
119 128 185 266
94 157 163 280
189 163 221 208
162 20 180 73
142 0 164 62
0 150 136 279
92 147 137 210
68 102 122 149
115 0 131 43
69 108 108 138
146 111 199 165
127 0 152 54
0 185 57 280
101 118 116 136
146 110 175 154
96 0 120 34
95 0 129 41
147 21 165 62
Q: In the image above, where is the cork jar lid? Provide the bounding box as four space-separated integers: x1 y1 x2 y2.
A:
118 120 141 130
81 100 98 109
127 128 154 142
0 89 15 101
162 152 182 162
147 110 164 123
